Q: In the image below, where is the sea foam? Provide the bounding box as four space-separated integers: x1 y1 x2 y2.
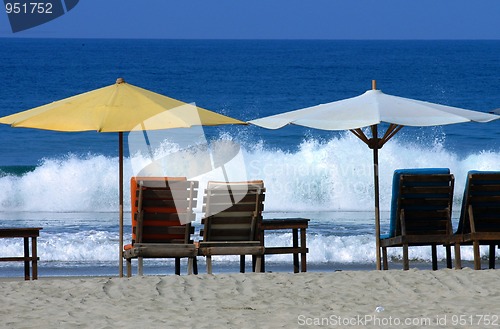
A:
0 132 499 213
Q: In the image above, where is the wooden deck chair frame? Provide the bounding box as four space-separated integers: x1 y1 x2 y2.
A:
453 171 500 270
380 169 455 270
198 180 265 274
123 177 199 276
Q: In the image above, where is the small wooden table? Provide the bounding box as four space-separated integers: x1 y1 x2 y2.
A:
260 218 309 273
0 228 42 280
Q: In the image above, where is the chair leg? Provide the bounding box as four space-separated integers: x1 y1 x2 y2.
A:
187 258 193 275
175 258 181 275
254 256 262 273
126 258 132 277
382 247 389 270
206 255 213 274
473 241 481 270
489 244 495 269
193 257 198 275
138 257 144 276
431 245 438 270
240 255 245 273
454 243 462 270
445 245 452 269
403 244 409 270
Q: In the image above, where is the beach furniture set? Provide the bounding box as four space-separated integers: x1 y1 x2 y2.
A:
1 79 498 277
380 169 500 271
123 177 269 276
2 169 498 280
123 170 500 276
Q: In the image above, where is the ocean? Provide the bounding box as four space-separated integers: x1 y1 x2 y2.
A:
0 39 499 276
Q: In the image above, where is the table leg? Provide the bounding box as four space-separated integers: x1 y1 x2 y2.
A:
431 245 437 270
23 237 30 280
260 233 265 273
292 228 299 273
300 228 307 272
32 236 38 280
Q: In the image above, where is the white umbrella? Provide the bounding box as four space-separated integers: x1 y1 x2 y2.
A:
249 80 499 269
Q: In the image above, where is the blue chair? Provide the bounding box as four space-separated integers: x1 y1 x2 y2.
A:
453 171 500 270
380 168 455 270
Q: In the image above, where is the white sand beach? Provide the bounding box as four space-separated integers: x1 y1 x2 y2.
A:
1 269 499 328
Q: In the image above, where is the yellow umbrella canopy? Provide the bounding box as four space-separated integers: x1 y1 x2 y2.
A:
0 78 246 276
0 78 243 131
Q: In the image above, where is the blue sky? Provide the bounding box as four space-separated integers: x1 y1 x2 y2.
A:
1 0 500 39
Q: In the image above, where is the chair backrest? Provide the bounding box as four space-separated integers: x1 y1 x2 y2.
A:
457 171 500 234
130 177 198 244
202 180 265 242
387 168 454 237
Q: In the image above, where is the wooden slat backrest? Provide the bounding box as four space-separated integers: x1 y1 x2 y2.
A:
458 172 500 234
202 180 265 242
130 177 198 244
396 174 454 236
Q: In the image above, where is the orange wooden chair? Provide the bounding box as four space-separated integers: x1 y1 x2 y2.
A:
123 177 198 276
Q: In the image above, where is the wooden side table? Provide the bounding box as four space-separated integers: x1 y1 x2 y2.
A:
260 218 309 273
0 228 42 280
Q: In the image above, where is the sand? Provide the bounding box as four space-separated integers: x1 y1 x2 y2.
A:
1 269 499 328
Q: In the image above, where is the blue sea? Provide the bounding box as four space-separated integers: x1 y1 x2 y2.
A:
0 39 499 277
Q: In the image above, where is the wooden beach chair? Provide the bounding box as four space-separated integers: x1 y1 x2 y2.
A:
453 171 500 270
198 180 265 274
380 168 455 270
123 177 198 276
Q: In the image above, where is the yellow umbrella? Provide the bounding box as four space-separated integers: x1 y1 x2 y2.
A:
0 77 246 276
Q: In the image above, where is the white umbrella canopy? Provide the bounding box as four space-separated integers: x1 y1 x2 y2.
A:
251 88 496 130
249 80 499 270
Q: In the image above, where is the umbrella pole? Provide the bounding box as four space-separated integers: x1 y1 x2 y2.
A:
371 126 382 270
373 147 382 270
371 81 382 270
119 132 124 277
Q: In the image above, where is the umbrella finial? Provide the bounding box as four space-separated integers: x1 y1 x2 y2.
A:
372 80 377 90
116 77 125 84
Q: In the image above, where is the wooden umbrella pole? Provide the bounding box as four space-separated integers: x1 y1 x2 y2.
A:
371 80 382 270
348 122 382 269
371 125 382 270
351 125 382 269
373 147 382 270
119 132 124 277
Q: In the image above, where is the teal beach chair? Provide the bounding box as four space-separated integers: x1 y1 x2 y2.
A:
453 171 500 270
380 168 455 270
